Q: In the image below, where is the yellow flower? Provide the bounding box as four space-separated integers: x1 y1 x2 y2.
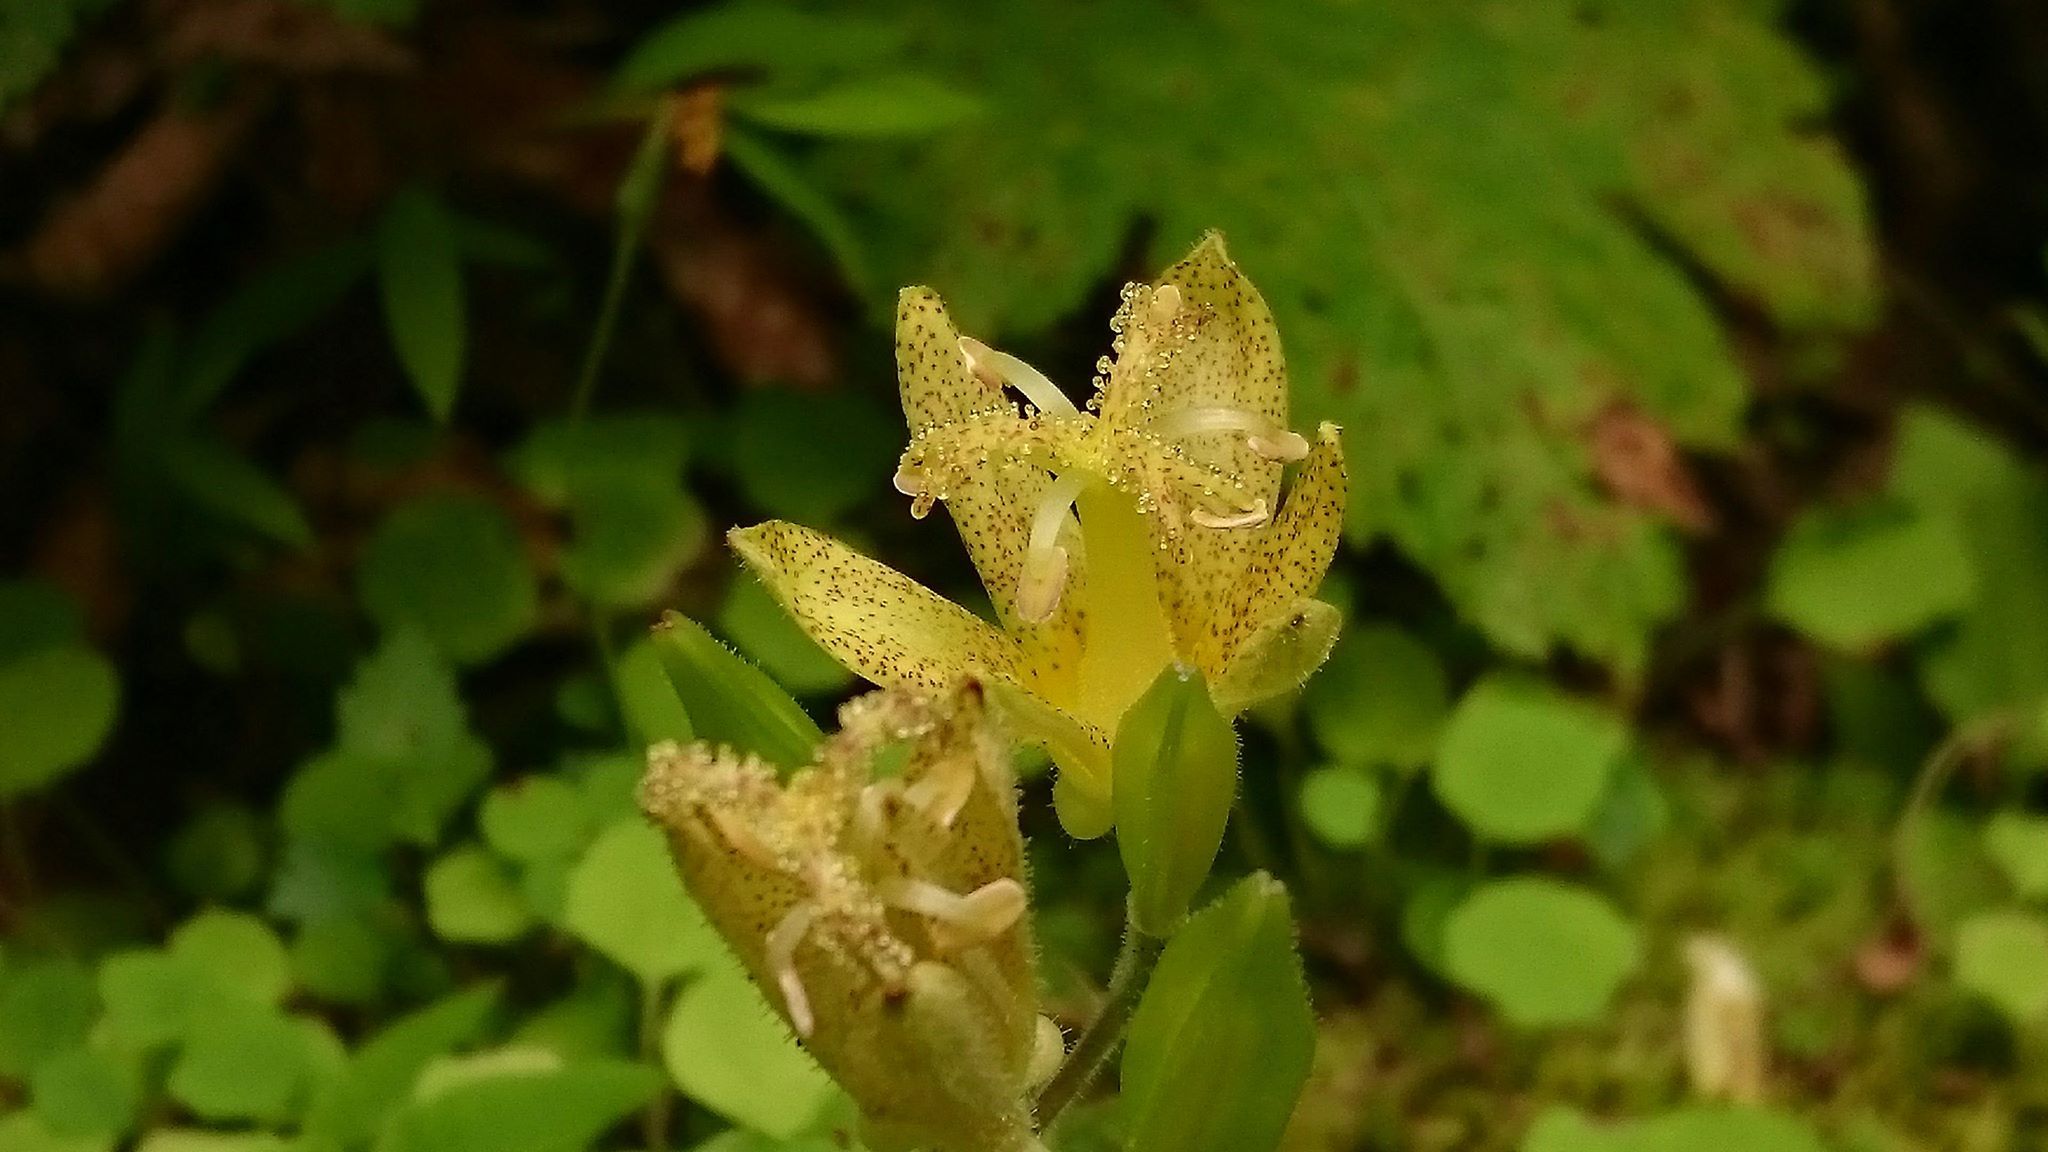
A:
640 683 1057 1152
731 233 1347 836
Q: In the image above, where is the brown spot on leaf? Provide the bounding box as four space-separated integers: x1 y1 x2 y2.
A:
1587 401 1713 532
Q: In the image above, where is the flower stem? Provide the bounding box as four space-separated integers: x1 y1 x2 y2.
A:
1033 909 1167 1131
640 978 674 1152
1892 711 2016 929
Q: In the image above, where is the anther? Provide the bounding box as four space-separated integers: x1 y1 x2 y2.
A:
880 878 1028 954
1191 498 1270 530
1016 475 1084 624
1149 283 1182 326
766 904 817 1037
1153 406 1310 462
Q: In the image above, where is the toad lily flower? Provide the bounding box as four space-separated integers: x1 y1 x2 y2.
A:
640 683 1058 1152
731 233 1347 836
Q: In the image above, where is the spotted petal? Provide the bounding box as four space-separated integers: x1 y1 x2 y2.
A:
897 289 1085 695
1223 423 1349 661
729 521 1027 694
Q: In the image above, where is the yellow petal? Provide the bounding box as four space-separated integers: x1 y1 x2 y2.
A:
897 289 1087 684
1210 598 1343 715
1224 423 1349 659
729 521 1026 693
979 676 1114 840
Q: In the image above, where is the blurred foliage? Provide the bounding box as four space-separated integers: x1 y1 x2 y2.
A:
3 0 2048 1151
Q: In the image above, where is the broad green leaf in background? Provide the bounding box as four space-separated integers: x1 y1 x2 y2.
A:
1299 765 1382 849
1433 677 1628 843
303 984 502 1149
1899 809 2007 935
1582 753 1670 870
331 631 495 846
165 803 268 902
1888 404 2030 519
649 611 823 770
510 414 690 507
728 387 900 524
563 820 720 986
1443 877 1642 1028
716 578 854 697
30 1046 138 1140
0 1109 114 1152
180 239 373 412
0 958 96 1077
166 1001 312 1124
1121 873 1316 1152
0 578 84 658
1302 624 1449 769
481 777 595 865
0 644 118 798
100 950 202 1050
1523 1104 1827 1152
613 1 905 92
1986 812 2048 900
797 0 1875 673
156 434 317 551
1953 909 2048 1027
291 912 398 1006
425 845 536 944
661 966 836 1139
357 495 539 665
1766 500 1974 650
377 187 468 422
378 1058 658 1152
1114 667 1239 936
169 910 292 1007
725 126 874 294
136 1132 296 1152
1917 475 2048 723
558 482 709 609
729 73 982 138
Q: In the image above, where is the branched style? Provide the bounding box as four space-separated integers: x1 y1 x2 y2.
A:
731 234 1349 836
639 683 1057 1152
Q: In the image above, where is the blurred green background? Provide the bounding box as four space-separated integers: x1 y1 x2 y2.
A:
3 1 2048 1149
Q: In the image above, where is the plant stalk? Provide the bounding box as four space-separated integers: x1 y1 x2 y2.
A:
1033 909 1167 1131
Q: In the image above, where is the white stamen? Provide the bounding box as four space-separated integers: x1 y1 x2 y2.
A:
766 904 817 1037
881 878 1027 954
1016 474 1084 624
1191 498 1270 530
1153 406 1309 462
959 336 1081 418
904 753 976 828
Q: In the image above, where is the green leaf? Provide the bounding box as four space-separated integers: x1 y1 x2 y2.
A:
563 820 720 986
1919 476 2048 722
731 72 981 138
509 415 690 507
332 631 494 846
165 803 268 902
303 984 502 1148
31 1046 138 1139
1523 1105 1827 1152
378 186 467 421
614 638 697 751
725 125 873 294
426 845 537 944
1888 404 2029 519
1442 877 1642 1028
0 1110 114 1152
1954 909 2048 1027
1901 809 2007 934
158 433 316 550
1114 666 1239 936
729 387 900 523
1986 812 2048 901
1301 624 1449 769
716 577 855 698
1432 677 1628 843
0 958 97 1077
1121 873 1315 1152
380 1058 658 1152
291 912 396 1005
613 3 905 92
661 965 836 1138
357 495 539 665
169 909 292 1007
135 1132 296 1152
0 0 118 114
0 579 85 661
1298 765 1381 849
650 611 823 770
166 1001 311 1123
0 645 118 797
1582 753 1669 870
558 481 709 608
481 776 596 864
280 750 400 853
1766 500 1974 649
99 950 201 1050
181 239 372 412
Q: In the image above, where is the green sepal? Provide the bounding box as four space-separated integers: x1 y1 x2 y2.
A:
1211 598 1342 715
649 611 822 770
1112 666 1238 936
1120 873 1314 1152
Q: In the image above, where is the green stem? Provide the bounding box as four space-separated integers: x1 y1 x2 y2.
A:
1033 912 1167 1131
1892 712 2016 929
640 979 674 1152
568 105 676 421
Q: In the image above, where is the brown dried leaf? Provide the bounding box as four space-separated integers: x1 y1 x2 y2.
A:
670 84 724 177
1588 401 1714 532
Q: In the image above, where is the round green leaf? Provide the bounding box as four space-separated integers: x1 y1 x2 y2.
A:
1299 765 1381 849
279 750 399 853
480 776 593 864
98 950 200 1050
662 967 835 1138
509 414 690 507
1954 909 2048 1026
1985 812 2048 901
0 646 118 797
166 803 267 902
1302 625 1448 768
167 1002 311 1123
559 482 708 608
0 958 97 1076
1767 501 1975 650
31 1046 138 1139
729 388 898 523
170 910 291 1007
1442 878 1641 1028
1433 677 1627 843
292 913 395 1005
357 496 538 665
425 846 535 944
0 579 84 661
563 820 719 985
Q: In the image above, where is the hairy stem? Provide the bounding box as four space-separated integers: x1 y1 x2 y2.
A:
1033 909 1167 1131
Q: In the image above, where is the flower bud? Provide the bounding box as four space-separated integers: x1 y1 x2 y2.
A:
1113 666 1238 937
1683 934 1766 1104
